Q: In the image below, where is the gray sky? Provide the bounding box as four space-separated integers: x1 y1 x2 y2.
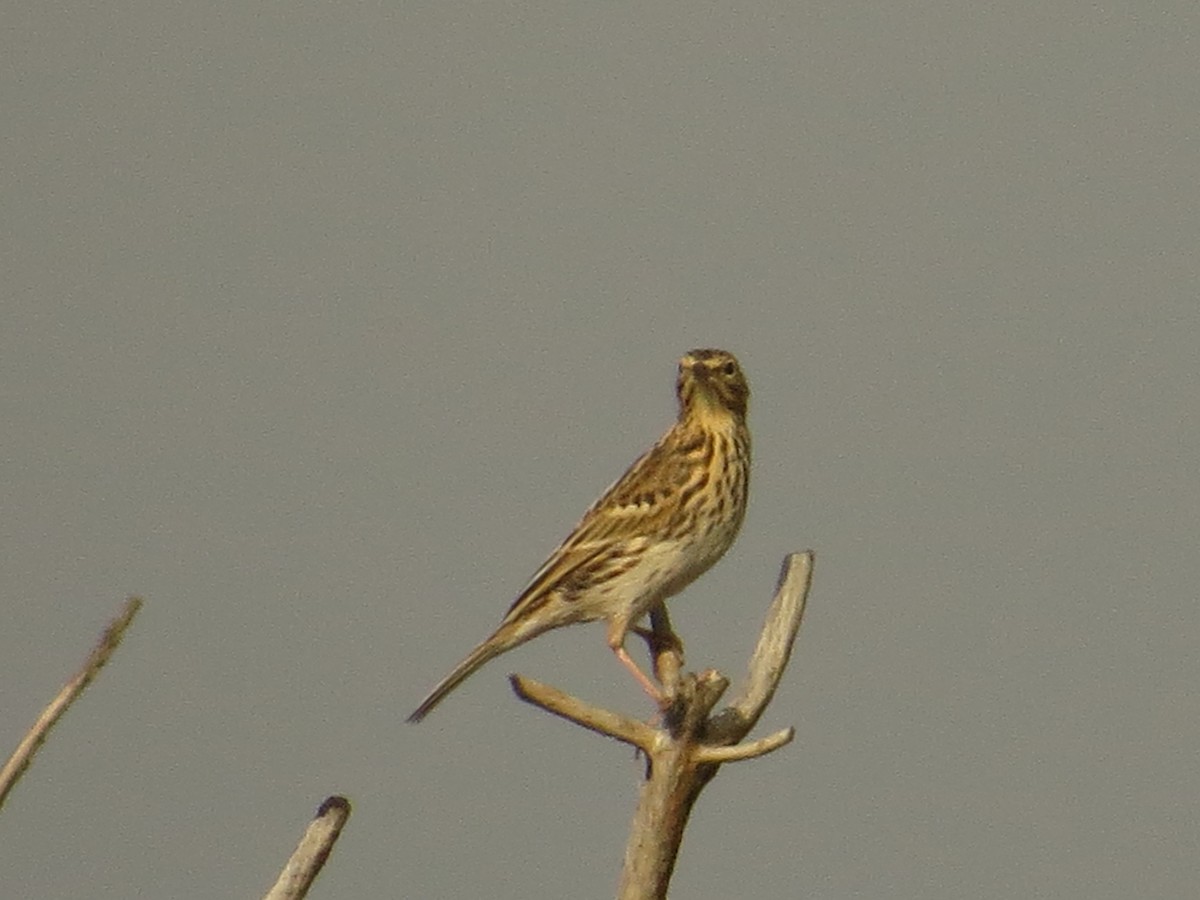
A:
3 4 1197 898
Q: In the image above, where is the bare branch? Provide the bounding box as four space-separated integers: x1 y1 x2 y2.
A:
263 796 352 900
506 552 816 900
694 727 794 764
0 596 143 810
720 551 814 731
510 675 659 752
616 552 815 899
646 605 683 694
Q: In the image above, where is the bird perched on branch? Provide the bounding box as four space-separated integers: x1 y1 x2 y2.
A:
408 348 751 722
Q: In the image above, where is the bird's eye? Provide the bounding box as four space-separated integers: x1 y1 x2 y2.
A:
722 362 736 376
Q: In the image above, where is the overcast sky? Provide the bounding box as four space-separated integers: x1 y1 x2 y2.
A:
3 4 1198 898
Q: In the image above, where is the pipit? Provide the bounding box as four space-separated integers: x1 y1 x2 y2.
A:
408 349 750 722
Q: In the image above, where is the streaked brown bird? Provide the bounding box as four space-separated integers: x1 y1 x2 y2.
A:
407 349 751 722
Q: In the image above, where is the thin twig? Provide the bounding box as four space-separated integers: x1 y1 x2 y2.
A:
693 727 794 763
510 675 660 752
0 596 143 810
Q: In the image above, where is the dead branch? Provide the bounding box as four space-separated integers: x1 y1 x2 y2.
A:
511 551 814 900
0 596 143 810
262 796 352 900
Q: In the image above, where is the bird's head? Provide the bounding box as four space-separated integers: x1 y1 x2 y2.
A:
676 349 749 421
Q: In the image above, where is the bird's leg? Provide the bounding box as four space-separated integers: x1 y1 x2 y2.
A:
614 644 665 702
608 618 664 703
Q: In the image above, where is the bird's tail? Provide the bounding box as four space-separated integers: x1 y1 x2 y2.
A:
407 626 521 723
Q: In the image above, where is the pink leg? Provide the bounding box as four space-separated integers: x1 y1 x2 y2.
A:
614 644 664 702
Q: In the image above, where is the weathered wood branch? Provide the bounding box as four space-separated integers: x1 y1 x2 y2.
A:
262 796 352 900
0 596 143 811
512 551 815 900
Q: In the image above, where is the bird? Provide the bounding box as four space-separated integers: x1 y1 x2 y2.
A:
407 348 751 722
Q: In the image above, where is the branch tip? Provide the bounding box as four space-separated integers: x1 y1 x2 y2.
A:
694 727 795 764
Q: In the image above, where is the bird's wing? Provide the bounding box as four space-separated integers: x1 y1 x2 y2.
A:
501 539 623 621
568 436 694 538
501 435 692 621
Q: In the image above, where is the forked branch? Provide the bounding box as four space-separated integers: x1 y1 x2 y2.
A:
512 551 815 900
